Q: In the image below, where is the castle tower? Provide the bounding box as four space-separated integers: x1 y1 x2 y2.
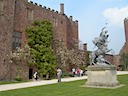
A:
124 18 128 44
119 18 128 54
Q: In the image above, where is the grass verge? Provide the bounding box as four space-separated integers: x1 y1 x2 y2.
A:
0 75 128 96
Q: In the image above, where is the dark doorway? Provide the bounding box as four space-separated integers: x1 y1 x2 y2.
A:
29 68 33 79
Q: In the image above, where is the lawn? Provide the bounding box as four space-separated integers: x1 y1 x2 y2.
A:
0 81 26 85
0 75 128 96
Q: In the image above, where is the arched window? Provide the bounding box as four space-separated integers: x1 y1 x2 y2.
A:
27 8 33 20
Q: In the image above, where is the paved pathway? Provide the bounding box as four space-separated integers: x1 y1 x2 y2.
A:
0 71 128 91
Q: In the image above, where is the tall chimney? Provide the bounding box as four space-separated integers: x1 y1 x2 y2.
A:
69 16 73 21
60 3 64 15
83 43 87 51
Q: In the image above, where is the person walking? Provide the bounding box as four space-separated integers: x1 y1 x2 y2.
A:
76 68 80 77
33 71 38 81
57 68 62 82
72 68 76 77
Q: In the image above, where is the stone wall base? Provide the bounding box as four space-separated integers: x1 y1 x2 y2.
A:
85 65 120 87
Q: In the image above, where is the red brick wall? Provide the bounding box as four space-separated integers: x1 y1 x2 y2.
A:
121 18 128 53
0 0 15 81
113 55 120 68
124 19 128 47
104 54 114 64
0 0 78 80
118 18 128 68
104 54 120 69
14 0 78 49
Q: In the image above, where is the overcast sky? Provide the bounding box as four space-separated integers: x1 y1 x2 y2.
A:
28 0 128 54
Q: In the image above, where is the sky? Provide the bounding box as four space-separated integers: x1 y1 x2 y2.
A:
28 0 128 54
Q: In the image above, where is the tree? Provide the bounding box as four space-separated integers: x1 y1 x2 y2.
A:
54 38 87 72
85 51 90 66
10 45 33 65
68 39 86 69
25 20 56 79
53 39 69 67
120 52 128 70
10 45 33 81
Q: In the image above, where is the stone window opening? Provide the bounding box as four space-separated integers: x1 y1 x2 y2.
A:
61 20 63 24
0 0 4 15
53 17 58 26
27 8 33 20
12 31 22 50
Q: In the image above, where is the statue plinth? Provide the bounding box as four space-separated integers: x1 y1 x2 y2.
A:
85 65 120 87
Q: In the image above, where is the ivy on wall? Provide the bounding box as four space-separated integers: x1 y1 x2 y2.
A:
25 20 57 78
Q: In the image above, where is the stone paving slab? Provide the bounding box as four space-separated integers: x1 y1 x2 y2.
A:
0 71 128 91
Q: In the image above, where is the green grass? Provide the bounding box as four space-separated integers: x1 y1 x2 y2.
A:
0 75 128 96
0 81 28 85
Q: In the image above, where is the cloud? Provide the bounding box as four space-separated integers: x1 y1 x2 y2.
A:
103 6 128 27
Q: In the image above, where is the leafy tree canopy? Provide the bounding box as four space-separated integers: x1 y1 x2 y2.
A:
26 20 56 77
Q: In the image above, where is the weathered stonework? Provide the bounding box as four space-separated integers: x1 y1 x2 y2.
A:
0 0 16 81
85 65 120 87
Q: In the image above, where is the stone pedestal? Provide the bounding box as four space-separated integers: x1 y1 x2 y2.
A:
85 65 120 87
